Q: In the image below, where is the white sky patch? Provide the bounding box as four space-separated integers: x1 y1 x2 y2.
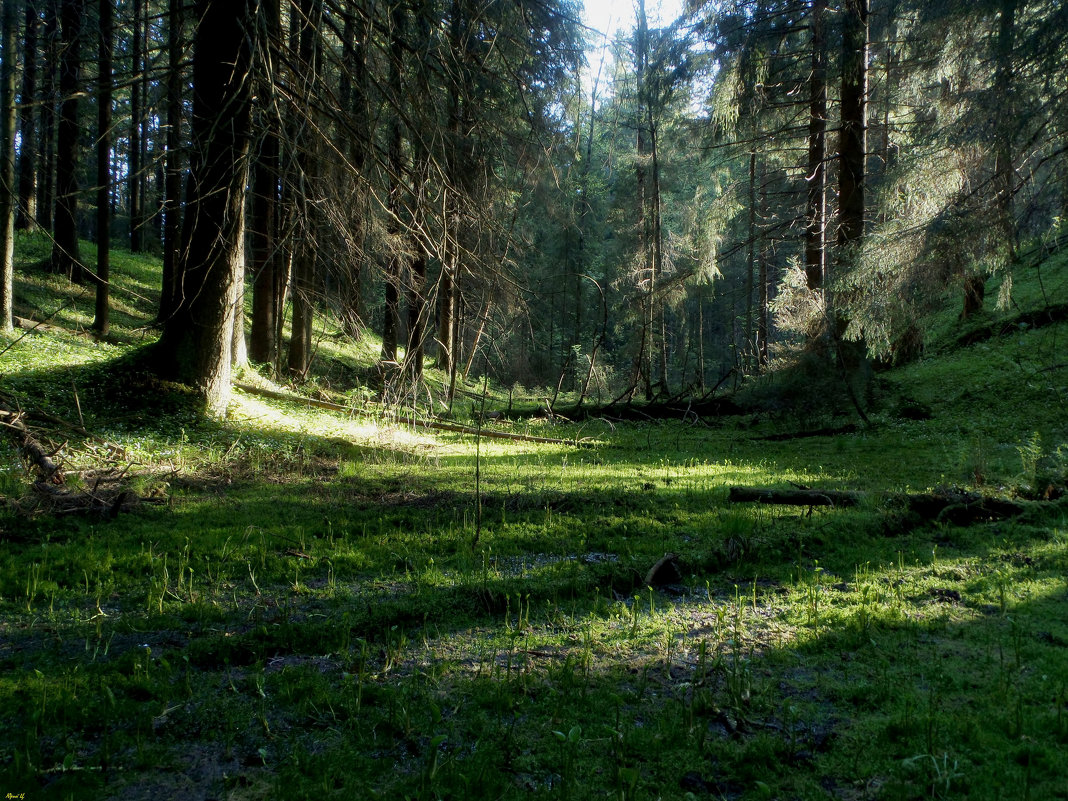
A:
580 0 690 98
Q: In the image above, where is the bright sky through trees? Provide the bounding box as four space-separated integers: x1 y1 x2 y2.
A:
581 0 687 41
580 0 688 93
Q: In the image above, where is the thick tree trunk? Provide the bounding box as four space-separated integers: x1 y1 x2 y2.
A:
836 0 868 259
745 150 756 372
804 0 826 292
438 0 465 376
960 275 986 320
0 0 16 332
232 245 248 369
15 1 38 232
248 0 280 368
756 168 769 370
991 0 1017 266
337 0 366 339
153 0 254 418
406 251 428 379
159 0 184 323
834 0 870 422
285 0 322 379
129 0 144 252
38 0 57 233
94 0 114 336
382 0 406 365
249 121 279 367
49 0 83 282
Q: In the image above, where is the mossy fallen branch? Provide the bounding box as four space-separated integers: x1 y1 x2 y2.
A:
728 485 1028 524
0 405 64 486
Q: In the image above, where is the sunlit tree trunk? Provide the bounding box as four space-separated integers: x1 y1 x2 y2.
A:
249 0 280 368
804 0 826 293
286 0 324 378
834 0 871 421
94 0 114 336
49 0 83 282
153 0 255 417
129 0 144 252
0 0 16 332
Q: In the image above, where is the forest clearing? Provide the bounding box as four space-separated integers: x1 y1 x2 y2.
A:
2 232 1066 799
1 0 1068 799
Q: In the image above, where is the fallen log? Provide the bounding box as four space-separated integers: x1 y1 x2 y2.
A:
0 406 64 485
728 485 1027 524
728 487 860 506
233 382 592 448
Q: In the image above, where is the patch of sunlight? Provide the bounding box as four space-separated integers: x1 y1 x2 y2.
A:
229 392 446 453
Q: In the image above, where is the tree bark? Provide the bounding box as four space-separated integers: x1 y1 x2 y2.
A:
248 0 280 368
152 0 255 418
745 149 756 371
285 0 323 379
93 0 114 336
49 0 83 282
337 0 366 339
38 0 57 232
159 0 184 323
804 0 826 292
836 0 868 259
128 0 144 252
381 0 405 365
0 0 16 332
15 0 38 232
756 166 769 370
834 0 870 422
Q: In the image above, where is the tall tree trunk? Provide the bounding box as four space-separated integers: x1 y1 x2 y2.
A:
437 0 465 376
286 0 323 378
381 0 405 364
651 121 668 393
836 0 868 262
153 0 255 418
804 0 826 292
15 0 38 232
38 0 57 233
0 0 16 332
94 0 113 335
697 286 705 392
337 0 366 338
249 0 280 367
634 0 651 400
835 0 870 421
129 0 144 252
249 122 279 367
756 166 769 370
232 245 248 369
49 0 83 282
159 0 184 322
745 149 756 372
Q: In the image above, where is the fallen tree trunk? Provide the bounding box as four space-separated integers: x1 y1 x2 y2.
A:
0 406 64 485
233 382 592 448
728 487 860 506
728 485 1027 524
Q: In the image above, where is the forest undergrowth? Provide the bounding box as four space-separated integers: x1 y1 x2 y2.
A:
1 233 1067 800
